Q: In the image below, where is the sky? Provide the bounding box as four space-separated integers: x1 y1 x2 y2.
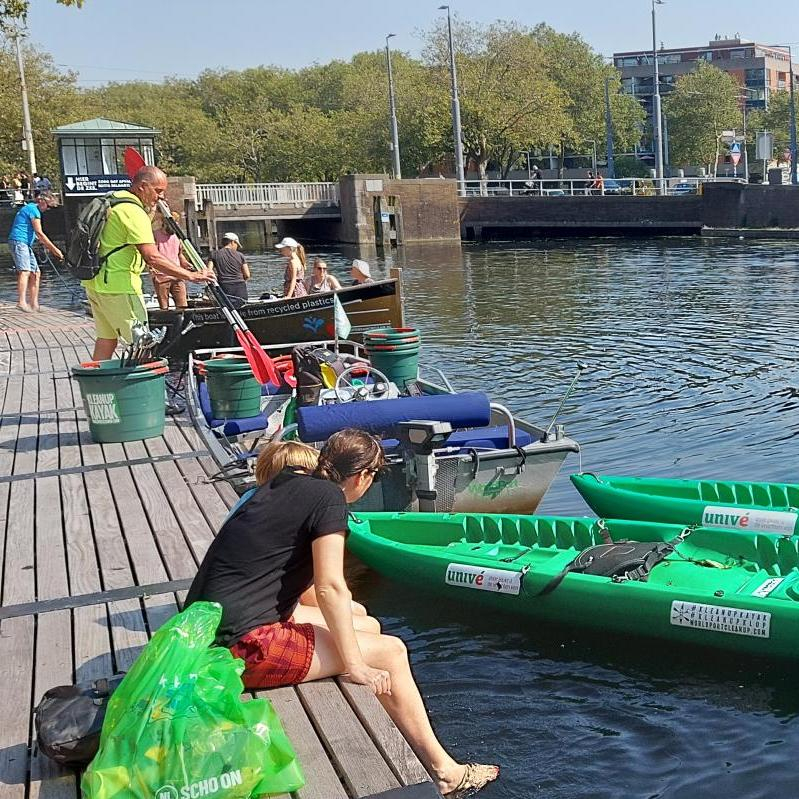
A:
22 0 799 87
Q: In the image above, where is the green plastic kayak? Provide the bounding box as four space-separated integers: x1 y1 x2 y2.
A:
347 512 799 659
570 473 799 535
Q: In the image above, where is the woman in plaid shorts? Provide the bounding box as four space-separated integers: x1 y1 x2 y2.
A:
186 431 498 798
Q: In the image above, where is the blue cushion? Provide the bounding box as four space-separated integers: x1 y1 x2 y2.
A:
297 392 491 443
447 425 532 450
198 382 268 436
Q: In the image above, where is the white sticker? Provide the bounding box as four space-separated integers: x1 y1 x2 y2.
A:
752 577 784 598
445 564 522 595
702 505 797 535
670 601 771 638
85 392 120 425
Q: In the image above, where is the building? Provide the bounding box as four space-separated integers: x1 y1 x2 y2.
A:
613 36 799 163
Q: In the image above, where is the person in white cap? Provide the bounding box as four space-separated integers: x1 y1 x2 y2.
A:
276 236 308 298
207 232 250 306
350 258 373 285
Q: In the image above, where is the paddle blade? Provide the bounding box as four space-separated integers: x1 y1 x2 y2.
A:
234 329 279 386
123 147 146 179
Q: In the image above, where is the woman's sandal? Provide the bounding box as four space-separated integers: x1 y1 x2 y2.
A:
444 763 500 798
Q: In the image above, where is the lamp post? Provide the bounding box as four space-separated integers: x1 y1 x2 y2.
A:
585 139 598 174
651 0 665 187
11 28 36 177
385 34 402 179
438 5 465 193
604 76 615 178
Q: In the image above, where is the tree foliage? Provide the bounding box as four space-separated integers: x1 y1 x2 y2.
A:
664 62 742 172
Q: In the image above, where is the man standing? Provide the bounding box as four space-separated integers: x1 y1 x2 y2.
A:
207 232 250 306
8 191 63 312
84 165 213 360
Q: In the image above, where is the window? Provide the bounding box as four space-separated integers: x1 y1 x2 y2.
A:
657 53 681 64
59 135 155 176
745 68 765 85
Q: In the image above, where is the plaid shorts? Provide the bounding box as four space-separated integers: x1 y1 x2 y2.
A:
230 618 315 689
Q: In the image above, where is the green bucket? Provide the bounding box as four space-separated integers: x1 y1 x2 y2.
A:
72 359 168 443
365 343 420 389
204 357 261 419
364 327 419 344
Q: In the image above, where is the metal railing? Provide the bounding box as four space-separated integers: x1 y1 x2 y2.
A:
458 177 744 197
196 182 339 208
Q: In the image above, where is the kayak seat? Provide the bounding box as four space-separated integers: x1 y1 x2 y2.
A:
198 382 268 437
445 426 532 450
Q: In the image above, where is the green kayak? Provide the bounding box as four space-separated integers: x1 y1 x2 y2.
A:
570 473 799 535
347 512 799 659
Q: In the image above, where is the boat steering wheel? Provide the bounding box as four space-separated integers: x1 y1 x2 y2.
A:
334 364 391 403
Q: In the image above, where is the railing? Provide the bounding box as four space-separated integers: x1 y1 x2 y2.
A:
196 182 339 208
458 177 745 198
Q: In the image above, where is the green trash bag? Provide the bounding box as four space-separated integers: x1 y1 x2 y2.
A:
81 602 304 799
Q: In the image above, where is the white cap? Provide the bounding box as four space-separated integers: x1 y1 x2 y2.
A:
352 259 371 278
222 232 240 244
275 237 299 249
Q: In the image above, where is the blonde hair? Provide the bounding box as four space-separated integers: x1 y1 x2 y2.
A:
255 440 318 486
295 243 307 270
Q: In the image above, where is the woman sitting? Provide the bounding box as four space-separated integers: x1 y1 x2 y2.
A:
186 430 498 798
306 258 342 294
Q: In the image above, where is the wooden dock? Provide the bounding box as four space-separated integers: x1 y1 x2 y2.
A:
0 301 436 799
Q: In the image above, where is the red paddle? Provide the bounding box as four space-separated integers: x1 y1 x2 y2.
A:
123 148 278 385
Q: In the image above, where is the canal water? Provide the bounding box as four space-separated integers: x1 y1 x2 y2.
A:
3 237 799 798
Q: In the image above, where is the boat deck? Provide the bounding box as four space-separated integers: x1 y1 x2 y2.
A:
0 301 435 799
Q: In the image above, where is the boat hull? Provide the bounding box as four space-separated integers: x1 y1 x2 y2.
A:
347 512 799 660
571 473 799 535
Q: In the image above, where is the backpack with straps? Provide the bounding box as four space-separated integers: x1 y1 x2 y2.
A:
65 193 140 281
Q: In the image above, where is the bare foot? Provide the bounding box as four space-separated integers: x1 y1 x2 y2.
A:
31 304 41 312
440 763 499 797
16 303 31 313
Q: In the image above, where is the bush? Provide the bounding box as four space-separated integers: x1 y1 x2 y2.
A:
613 155 652 179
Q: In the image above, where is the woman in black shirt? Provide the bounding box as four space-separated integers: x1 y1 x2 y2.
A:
187 429 498 798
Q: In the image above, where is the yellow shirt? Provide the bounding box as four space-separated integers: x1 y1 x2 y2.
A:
87 191 154 295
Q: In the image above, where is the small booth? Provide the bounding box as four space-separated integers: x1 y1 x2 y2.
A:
52 118 158 233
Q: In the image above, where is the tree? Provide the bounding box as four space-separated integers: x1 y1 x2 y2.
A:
422 18 567 181
534 25 645 177
0 0 80 24
747 89 792 165
664 62 741 173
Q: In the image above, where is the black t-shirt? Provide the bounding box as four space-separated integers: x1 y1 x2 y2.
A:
185 469 348 646
210 247 247 285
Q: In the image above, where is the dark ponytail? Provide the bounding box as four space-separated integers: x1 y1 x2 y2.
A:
314 428 385 484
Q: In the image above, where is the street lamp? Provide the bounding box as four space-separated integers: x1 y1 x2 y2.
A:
651 0 665 185
584 139 598 174
438 5 465 193
10 26 37 177
385 34 402 179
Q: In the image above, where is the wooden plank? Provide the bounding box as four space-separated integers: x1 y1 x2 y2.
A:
337 681 432 787
263 687 348 799
29 611 78 799
0 616 35 799
297 680 399 798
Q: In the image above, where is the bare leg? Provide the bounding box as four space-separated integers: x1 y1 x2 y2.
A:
29 271 40 310
304 626 492 795
92 338 118 361
293 603 380 634
16 271 30 310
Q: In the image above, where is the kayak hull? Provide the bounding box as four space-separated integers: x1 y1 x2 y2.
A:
570 473 799 535
347 512 799 660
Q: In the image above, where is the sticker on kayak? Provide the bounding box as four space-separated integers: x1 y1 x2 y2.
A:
752 577 784 598
701 505 797 535
445 564 522 595
670 601 770 638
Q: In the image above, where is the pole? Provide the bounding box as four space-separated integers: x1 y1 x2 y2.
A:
13 31 36 177
742 98 749 182
604 77 615 178
591 140 597 174
651 0 664 187
385 34 402 179
440 5 465 193
789 45 798 185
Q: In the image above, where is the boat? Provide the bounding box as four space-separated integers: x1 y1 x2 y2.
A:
149 273 404 364
186 339 580 514
571 473 799 535
346 511 799 660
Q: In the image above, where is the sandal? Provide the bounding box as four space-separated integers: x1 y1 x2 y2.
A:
444 763 500 798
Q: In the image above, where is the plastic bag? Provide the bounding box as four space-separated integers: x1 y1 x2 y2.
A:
81 602 304 799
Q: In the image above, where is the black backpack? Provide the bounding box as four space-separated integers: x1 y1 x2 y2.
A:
34 674 125 767
65 193 140 281
291 346 346 407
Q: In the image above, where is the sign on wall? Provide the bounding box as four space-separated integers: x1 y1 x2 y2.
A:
63 174 131 195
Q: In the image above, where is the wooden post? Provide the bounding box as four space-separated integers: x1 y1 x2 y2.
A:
389 266 405 327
